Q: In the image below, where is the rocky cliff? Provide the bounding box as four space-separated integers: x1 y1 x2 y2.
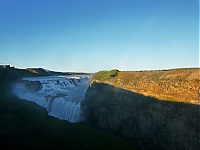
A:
92 69 200 104
82 69 200 149
0 67 137 150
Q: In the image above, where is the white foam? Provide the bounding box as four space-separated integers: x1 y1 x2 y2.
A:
13 75 90 122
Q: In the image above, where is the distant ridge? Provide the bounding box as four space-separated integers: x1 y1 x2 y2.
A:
0 65 91 77
26 67 67 76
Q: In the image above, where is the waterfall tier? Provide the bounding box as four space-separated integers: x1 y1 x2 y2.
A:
13 75 90 122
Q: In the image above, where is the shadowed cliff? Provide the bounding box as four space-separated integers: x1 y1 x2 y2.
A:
92 69 200 105
82 82 200 149
0 66 138 150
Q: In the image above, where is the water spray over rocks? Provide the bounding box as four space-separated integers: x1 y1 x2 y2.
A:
13 75 91 122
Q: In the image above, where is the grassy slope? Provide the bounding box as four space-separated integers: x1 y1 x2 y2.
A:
93 68 200 104
84 69 200 149
0 68 138 150
93 69 119 81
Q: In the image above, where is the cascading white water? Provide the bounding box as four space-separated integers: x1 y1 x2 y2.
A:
12 75 91 123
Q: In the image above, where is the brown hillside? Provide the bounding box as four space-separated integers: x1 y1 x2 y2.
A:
93 68 200 104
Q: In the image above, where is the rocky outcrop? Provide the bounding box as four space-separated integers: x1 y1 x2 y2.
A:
82 69 200 149
22 80 42 93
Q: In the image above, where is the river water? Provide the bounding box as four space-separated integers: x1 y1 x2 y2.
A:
12 75 91 122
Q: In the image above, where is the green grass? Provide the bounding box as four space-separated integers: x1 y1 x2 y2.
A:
93 69 119 81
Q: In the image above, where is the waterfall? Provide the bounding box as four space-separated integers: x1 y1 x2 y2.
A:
12 75 90 123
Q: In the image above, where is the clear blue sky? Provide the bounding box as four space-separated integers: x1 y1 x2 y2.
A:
0 0 198 72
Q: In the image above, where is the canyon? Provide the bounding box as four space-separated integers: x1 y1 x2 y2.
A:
1 66 199 149
83 69 200 149
0 66 136 150
12 75 91 122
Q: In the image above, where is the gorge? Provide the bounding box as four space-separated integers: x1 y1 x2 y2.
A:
82 69 200 149
12 75 91 123
1 66 199 149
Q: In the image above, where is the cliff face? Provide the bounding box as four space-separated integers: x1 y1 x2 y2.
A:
82 69 200 149
93 69 200 104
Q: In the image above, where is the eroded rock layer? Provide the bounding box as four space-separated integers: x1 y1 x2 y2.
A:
83 69 200 149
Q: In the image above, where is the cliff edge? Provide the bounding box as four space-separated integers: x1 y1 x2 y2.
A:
92 68 200 104
83 68 200 149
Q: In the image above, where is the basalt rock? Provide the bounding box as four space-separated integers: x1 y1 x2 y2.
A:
23 80 42 93
82 69 200 149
